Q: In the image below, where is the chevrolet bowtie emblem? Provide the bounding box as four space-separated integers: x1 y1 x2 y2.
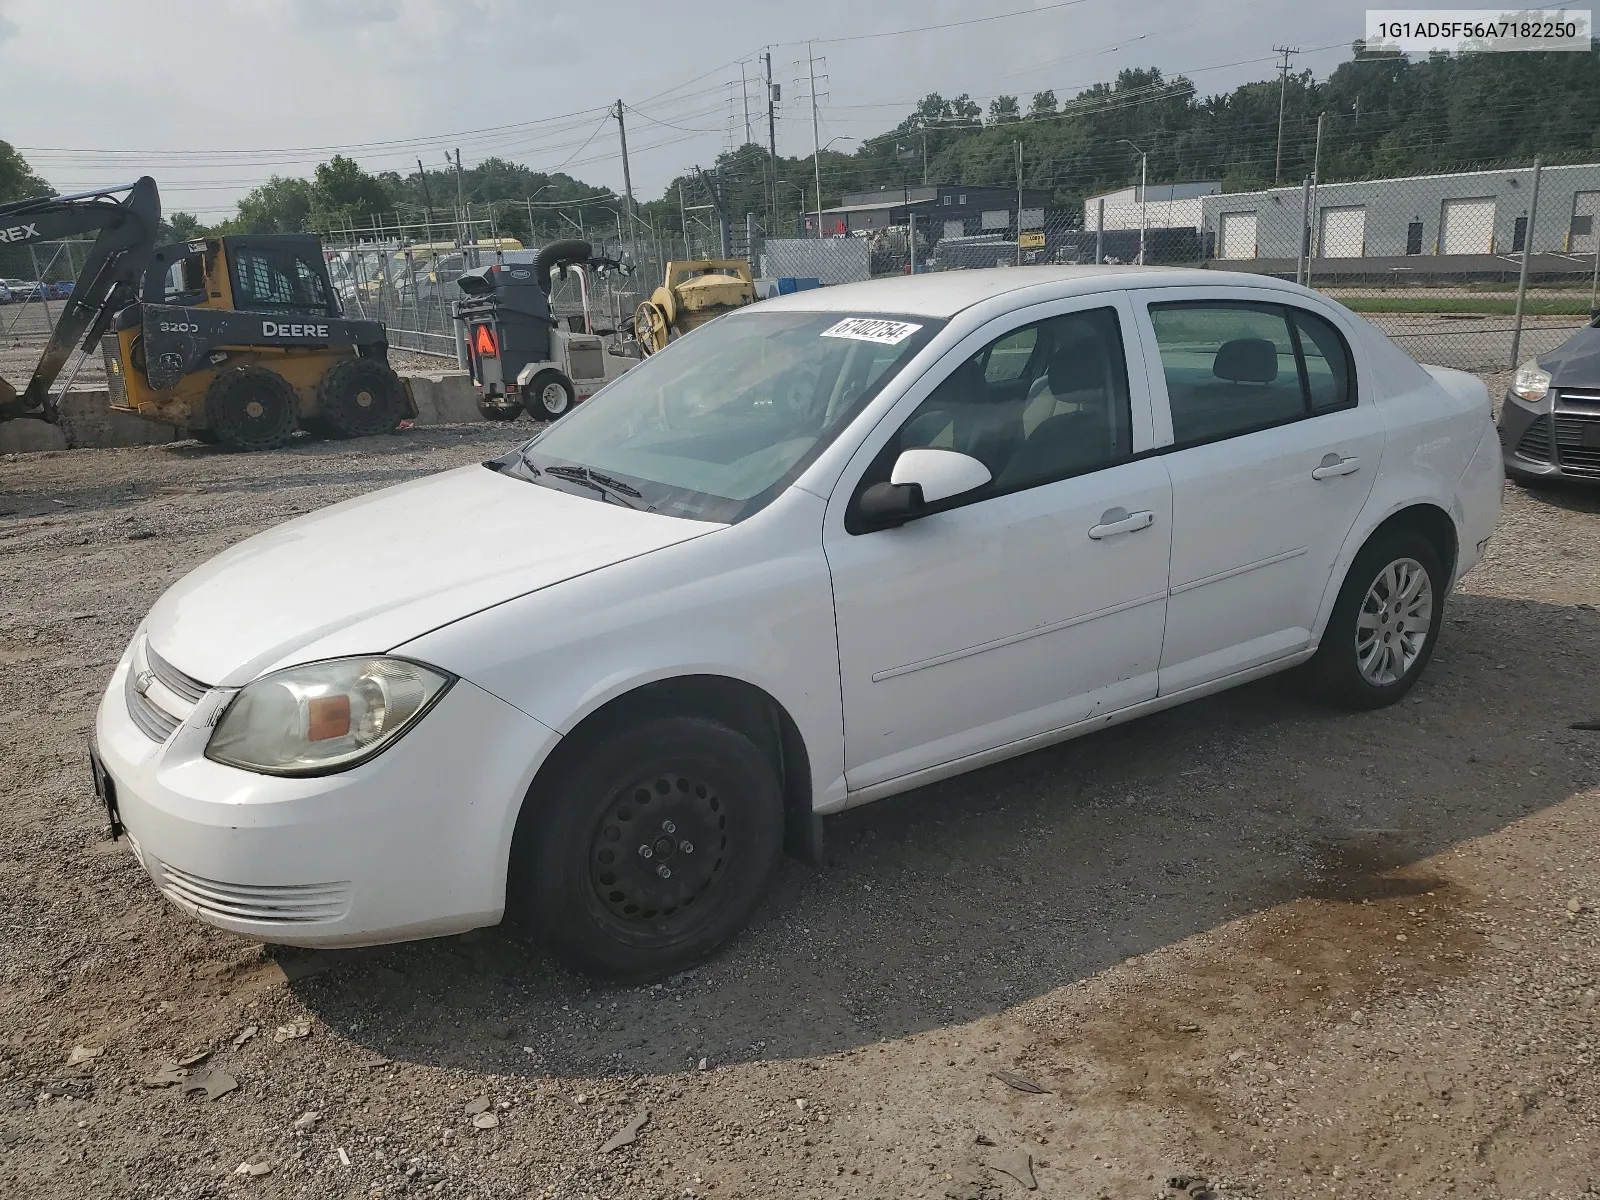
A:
134 670 155 696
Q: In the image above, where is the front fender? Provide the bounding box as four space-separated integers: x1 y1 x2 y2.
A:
395 487 848 815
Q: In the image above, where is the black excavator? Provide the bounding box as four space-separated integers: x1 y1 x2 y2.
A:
0 178 412 449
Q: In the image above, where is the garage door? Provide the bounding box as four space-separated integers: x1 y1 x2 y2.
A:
1318 206 1366 258
1440 198 1496 255
944 219 965 241
1218 211 1257 259
1570 192 1600 254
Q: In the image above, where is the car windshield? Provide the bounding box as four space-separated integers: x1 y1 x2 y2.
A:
506 309 943 522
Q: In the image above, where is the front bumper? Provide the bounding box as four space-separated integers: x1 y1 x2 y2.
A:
95 643 559 948
1498 389 1600 481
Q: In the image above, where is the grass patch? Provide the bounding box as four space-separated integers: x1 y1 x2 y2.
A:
1339 296 1594 317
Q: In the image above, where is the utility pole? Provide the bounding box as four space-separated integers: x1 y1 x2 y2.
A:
615 100 639 266
452 148 466 244
1307 111 1326 282
678 182 691 258
808 43 824 240
739 61 752 146
764 52 779 233
416 157 435 242
1273 46 1299 184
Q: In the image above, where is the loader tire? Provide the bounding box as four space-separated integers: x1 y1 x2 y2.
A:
204 366 298 452
315 357 407 438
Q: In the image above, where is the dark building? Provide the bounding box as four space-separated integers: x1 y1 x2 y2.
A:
804 184 1052 240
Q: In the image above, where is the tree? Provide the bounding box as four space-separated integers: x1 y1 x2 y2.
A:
160 212 206 242
1029 91 1059 118
988 96 1022 124
0 139 50 204
230 176 313 234
309 155 395 228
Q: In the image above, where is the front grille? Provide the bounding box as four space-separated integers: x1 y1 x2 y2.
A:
101 334 128 408
1514 419 1552 462
145 644 210 704
154 861 350 924
125 666 180 741
1555 415 1600 476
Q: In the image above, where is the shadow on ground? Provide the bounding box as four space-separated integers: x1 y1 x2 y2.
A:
284 590 1600 1080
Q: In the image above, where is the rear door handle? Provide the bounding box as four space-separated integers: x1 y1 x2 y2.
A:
1311 454 1361 480
1088 508 1156 539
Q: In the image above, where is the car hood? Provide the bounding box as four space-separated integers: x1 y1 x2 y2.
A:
144 464 717 687
1538 323 1600 386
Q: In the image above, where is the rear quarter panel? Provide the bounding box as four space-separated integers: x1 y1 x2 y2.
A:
1311 330 1496 638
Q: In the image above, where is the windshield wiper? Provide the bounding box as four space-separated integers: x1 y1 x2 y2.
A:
544 463 645 509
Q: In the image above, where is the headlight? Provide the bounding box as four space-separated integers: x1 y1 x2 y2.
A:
1511 359 1552 403
206 657 452 776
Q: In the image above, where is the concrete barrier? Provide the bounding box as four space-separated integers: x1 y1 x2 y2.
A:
0 418 68 454
406 372 480 425
54 389 180 448
0 371 483 454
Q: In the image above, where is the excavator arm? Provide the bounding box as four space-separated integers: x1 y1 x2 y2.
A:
0 177 160 422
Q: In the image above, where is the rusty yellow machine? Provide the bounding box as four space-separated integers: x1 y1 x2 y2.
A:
0 177 412 451
632 259 755 355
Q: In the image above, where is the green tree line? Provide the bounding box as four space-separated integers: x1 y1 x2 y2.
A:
5 42 1598 243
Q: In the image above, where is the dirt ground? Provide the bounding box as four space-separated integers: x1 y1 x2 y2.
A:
1 376 1599 1200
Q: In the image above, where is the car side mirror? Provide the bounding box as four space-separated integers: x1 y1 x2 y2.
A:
858 448 991 530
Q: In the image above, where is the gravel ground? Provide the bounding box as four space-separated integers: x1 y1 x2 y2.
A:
1 373 1599 1200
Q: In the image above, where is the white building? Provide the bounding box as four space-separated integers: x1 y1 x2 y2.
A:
1083 182 1221 232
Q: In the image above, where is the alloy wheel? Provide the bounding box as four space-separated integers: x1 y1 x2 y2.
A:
1354 557 1433 687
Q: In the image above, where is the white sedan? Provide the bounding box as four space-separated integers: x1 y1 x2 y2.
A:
94 266 1503 979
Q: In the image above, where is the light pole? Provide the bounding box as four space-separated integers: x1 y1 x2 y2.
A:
1120 138 1148 266
813 135 856 239
778 181 806 235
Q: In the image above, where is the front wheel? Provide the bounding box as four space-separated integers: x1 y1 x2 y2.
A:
509 715 784 982
1306 530 1447 709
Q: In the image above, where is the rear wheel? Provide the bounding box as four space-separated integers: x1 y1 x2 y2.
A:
203 366 297 452
1306 530 1446 709
315 357 407 438
522 370 574 422
509 715 784 981
476 396 522 422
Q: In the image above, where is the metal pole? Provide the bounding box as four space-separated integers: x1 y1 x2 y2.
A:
908 210 916 274
1096 197 1105 265
809 43 823 240
1590 230 1600 314
764 52 778 233
615 100 639 267
679 184 691 258
1306 112 1325 287
740 61 752 145
1296 177 1311 286
1015 141 1023 266
1138 152 1148 266
453 148 466 243
1511 156 1543 368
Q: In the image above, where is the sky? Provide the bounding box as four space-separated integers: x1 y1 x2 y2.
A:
0 0 1382 220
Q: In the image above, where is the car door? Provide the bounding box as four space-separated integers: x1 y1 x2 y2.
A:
1129 289 1384 694
823 296 1173 793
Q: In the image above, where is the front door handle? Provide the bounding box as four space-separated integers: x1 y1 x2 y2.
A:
1088 508 1156 539
1311 453 1362 480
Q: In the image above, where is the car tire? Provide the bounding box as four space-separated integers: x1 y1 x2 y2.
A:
315 357 407 438
1306 529 1447 710
203 366 298 452
509 714 784 982
522 370 575 422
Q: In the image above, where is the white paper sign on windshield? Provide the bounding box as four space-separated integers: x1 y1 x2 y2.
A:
821 318 923 345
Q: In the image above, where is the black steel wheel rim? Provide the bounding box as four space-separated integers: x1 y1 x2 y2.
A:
225 383 288 437
589 771 730 936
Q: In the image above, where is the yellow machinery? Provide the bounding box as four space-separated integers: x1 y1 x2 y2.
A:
0 176 411 451
633 260 755 355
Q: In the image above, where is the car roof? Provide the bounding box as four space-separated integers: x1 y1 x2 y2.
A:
753 265 1299 319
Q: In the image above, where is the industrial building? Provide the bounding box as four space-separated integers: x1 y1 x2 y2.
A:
1083 182 1221 232
1197 162 1600 262
807 184 1051 240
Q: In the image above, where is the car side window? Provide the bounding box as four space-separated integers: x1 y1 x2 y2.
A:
860 307 1133 511
982 326 1038 383
1291 308 1357 413
1149 302 1307 445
